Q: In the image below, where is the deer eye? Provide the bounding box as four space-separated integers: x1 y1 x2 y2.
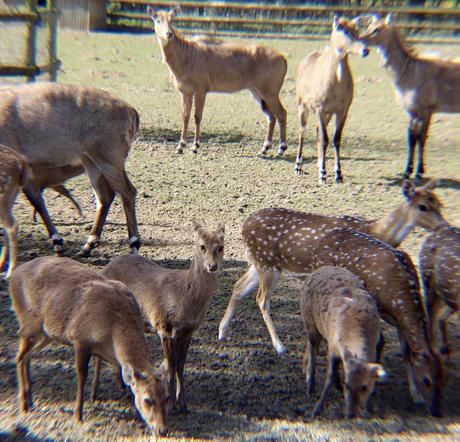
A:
373 27 381 34
200 245 206 252
423 377 432 387
419 204 428 212
218 246 224 253
361 385 368 393
144 397 155 407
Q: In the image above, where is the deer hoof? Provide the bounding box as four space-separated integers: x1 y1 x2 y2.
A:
295 168 302 176
278 143 287 155
335 175 343 184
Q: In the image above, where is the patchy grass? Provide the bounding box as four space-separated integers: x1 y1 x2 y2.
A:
0 30 459 441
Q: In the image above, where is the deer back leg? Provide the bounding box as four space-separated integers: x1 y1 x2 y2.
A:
415 114 432 182
316 112 331 184
178 92 193 154
192 91 207 154
258 92 287 155
405 116 419 178
175 334 192 412
218 264 260 341
312 353 339 417
295 105 309 175
250 89 276 155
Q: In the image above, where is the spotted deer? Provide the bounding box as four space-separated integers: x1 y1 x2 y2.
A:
148 7 288 155
9 256 169 436
300 266 386 418
295 16 369 183
420 224 460 359
0 144 31 279
92 221 225 412
218 179 445 354
312 227 443 416
0 82 140 256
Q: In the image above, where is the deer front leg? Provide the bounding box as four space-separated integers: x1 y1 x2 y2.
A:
178 92 193 154
316 114 329 184
175 335 192 412
415 114 432 182
405 116 418 178
295 106 309 175
333 110 348 183
312 354 339 417
75 346 91 422
192 91 207 154
161 335 177 411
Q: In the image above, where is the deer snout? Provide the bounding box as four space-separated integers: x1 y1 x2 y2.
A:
362 47 370 57
208 263 218 272
166 31 174 39
158 427 169 437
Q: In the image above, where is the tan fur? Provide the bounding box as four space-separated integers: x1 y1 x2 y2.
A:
420 224 460 359
148 8 287 155
0 144 30 279
295 17 368 182
8 256 168 436
300 266 385 418
0 82 140 255
97 221 225 411
218 179 445 355
313 228 443 417
358 14 460 179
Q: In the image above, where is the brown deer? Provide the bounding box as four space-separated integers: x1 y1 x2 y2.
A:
93 221 225 411
148 7 288 156
0 82 140 256
295 17 369 183
300 266 386 418
420 224 460 359
218 179 445 355
0 144 31 279
355 14 460 181
9 256 168 436
312 228 443 417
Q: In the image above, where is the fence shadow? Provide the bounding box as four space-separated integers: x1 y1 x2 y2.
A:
380 176 460 190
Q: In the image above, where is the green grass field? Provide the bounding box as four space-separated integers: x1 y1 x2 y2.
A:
0 29 459 441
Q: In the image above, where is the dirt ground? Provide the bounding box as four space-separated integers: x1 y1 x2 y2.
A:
0 29 459 441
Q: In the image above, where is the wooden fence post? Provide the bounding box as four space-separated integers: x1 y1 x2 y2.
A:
47 0 59 81
25 0 38 82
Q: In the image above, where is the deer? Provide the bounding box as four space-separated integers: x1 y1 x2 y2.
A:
300 266 386 418
354 14 460 181
0 144 31 280
295 16 369 183
8 256 169 436
311 227 443 417
148 7 288 156
91 221 225 412
0 82 140 256
419 224 460 360
218 179 445 355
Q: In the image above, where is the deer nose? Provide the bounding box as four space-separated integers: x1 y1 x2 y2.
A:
362 48 369 57
166 31 173 39
208 263 218 272
158 427 169 437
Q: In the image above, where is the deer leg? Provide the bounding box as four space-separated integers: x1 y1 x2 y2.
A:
192 91 206 154
259 92 287 155
161 335 177 411
175 334 192 412
178 92 193 154
218 264 260 341
415 115 432 182
437 306 454 359
0 204 18 279
295 105 309 175
250 89 275 155
0 229 7 272
376 332 385 363
405 117 418 178
75 346 91 422
90 357 101 402
4 223 18 280
316 114 330 184
22 181 64 255
333 110 348 183
51 185 83 217
312 354 339 417
304 336 320 398
256 270 284 354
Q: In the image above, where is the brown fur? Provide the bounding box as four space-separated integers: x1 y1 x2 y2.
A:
312 228 443 416
0 144 31 279
148 7 288 155
358 14 460 179
8 256 168 436
420 224 460 358
96 221 225 411
295 17 368 183
300 266 385 418
218 179 445 355
0 82 140 255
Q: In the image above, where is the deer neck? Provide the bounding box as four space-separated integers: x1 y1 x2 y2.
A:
160 31 194 74
367 203 415 247
183 253 219 301
341 339 373 363
113 328 154 374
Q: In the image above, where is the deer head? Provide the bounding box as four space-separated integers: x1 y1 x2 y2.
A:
331 16 369 58
147 7 180 46
358 13 394 46
193 221 225 273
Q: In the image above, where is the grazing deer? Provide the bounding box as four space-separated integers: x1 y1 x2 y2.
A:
300 266 386 418
218 179 445 355
0 144 31 279
295 17 369 183
148 7 288 156
312 228 443 416
420 224 460 359
355 14 460 181
9 256 168 436
0 82 140 256
94 221 225 411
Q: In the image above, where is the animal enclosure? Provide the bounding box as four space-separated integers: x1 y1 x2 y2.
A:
0 29 459 441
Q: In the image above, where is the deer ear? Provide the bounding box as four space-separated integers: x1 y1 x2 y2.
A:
333 15 339 30
170 6 180 16
192 220 203 232
216 222 225 235
368 363 387 381
422 178 441 190
121 363 135 386
385 13 393 25
402 180 416 202
146 6 157 19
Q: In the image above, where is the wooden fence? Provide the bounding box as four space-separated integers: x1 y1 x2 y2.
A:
0 0 60 81
107 0 460 42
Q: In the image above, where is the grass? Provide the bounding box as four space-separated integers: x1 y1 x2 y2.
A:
0 29 459 441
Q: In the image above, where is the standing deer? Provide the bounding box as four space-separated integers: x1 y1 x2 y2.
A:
312 228 443 417
0 144 31 279
218 179 445 355
295 17 369 183
300 266 386 418
9 256 168 436
93 221 225 411
355 14 460 181
148 7 288 156
0 82 140 256
420 224 460 359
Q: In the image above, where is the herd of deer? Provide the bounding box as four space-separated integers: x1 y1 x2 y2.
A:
0 7 459 438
